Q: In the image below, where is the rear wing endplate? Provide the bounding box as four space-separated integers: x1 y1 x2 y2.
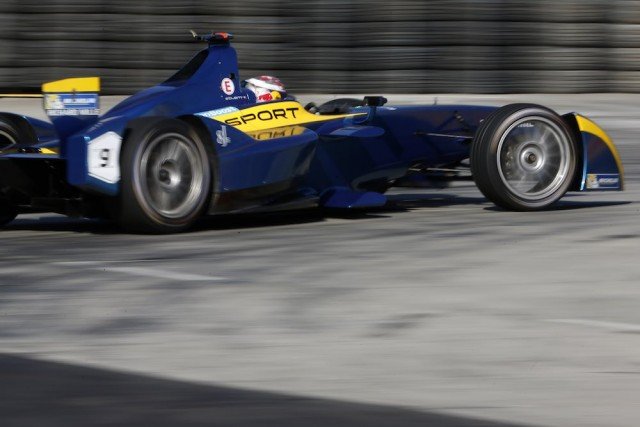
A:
41 77 100 140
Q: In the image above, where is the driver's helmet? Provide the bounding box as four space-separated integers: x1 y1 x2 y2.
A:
244 75 286 103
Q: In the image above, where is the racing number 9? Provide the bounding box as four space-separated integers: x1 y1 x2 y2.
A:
99 148 110 167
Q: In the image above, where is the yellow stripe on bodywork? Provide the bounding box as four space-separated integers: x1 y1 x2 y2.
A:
211 101 365 132
575 114 624 176
42 77 100 93
246 125 307 141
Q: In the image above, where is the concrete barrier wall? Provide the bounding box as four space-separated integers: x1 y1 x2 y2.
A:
1 0 639 94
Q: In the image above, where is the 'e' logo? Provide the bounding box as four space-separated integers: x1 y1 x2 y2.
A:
221 78 235 95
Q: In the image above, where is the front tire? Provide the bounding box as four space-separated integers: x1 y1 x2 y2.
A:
119 118 212 233
471 104 577 210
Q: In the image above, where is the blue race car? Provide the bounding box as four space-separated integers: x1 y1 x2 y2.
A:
0 32 624 233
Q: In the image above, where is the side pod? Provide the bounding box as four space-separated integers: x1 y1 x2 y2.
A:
564 113 624 191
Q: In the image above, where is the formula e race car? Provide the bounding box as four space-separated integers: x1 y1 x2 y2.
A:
0 32 624 233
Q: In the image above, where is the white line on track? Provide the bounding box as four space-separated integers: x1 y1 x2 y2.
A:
54 261 225 282
105 266 224 282
55 261 154 266
548 318 640 332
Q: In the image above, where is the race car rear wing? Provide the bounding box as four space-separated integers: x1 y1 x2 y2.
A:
42 77 100 140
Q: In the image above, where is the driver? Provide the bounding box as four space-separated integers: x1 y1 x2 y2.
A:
243 75 287 103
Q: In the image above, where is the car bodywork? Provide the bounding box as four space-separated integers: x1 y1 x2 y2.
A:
0 32 624 228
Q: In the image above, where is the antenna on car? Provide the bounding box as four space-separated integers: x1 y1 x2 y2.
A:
189 30 233 45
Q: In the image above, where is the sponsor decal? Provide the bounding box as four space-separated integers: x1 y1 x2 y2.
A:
221 78 235 95
209 101 366 133
224 94 249 102
223 106 301 127
586 173 620 189
88 131 122 184
44 93 99 116
196 107 239 118
246 125 306 141
216 125 231 147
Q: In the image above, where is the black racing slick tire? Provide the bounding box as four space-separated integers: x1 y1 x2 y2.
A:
0 113 37 151
118 118 213 233
470 104 577 211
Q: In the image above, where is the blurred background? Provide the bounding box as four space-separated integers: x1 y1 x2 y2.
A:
1 0 640 94
2 3 640 427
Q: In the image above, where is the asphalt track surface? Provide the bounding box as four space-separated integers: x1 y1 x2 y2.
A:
1 94 639 427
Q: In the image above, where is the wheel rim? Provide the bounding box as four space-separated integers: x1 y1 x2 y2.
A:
497 116 572 201
137 132 206 219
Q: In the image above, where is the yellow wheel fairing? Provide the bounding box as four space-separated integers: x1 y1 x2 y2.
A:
209 101 365 133
575 114 624 182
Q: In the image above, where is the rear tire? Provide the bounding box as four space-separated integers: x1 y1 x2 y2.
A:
471 104 577 210
118 118 213 233
0 114 37 151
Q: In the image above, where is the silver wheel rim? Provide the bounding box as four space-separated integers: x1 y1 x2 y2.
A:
137 132 206 219
497 116 572 201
